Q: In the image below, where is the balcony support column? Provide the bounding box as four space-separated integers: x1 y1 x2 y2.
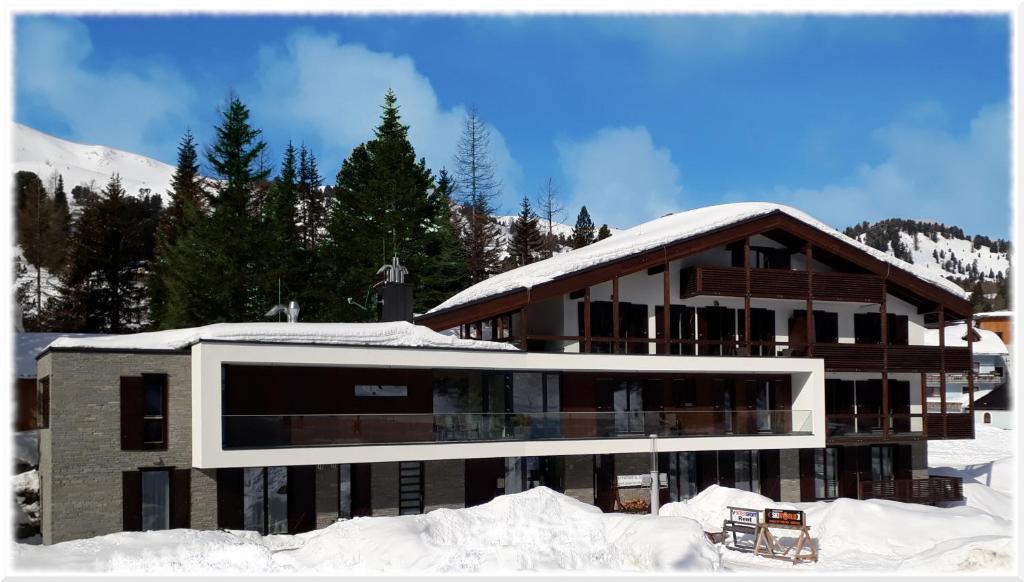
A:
612 276 620 353
744 238 751 354
584 287 592 353
881 279 889 438
920 371 928 435
662 254 670 355
805 244 814 357
939 306 947 437
966 316 976 421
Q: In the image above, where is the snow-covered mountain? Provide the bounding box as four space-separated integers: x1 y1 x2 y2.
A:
13 123 177 200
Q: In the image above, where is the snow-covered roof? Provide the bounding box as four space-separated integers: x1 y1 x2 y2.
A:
426 202 970 316
974 310 1012 319
16 332 107 377
923 323 1008 356
43 321 519 353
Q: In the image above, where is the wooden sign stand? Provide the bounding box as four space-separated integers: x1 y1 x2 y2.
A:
752 522 818 564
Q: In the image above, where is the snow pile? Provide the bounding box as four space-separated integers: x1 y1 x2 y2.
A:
13 123 178 202
659 485 796 533
13 470 40 526
12 487 719 574
428 202 969 316
922 323 1008 355
45 321 519 352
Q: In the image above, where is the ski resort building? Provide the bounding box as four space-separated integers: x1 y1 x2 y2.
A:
32 202 976 544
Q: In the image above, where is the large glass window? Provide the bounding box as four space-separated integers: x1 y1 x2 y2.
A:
142 375 166 447
243 466 288 534
734 451 760 494
140 470 170 531
338 464 352 519
613 380 644 433
814 448 839 499
667 452 698 501
871 446 894 481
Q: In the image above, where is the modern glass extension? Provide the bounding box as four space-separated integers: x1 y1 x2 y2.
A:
220 365 812 449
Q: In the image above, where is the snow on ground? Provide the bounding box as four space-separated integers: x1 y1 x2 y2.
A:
11 487 719 574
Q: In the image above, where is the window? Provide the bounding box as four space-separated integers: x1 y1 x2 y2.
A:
141 469 170 531
354 385 408 397
734 451 760 494
143 374 167 447
983 413 992 424
123 468 188 532
243 467 289 534
668 452 698 501
121 374 168 450
338 464 352 519
854 313 881 344
38 377 50 429
671 378 697 407
813 449 838 499
871 446 894 481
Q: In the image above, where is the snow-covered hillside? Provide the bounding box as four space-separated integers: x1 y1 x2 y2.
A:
13 123 177 200
849 228 1009 284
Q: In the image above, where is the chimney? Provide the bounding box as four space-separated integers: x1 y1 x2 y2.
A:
376 255 414 323
265 300 300 323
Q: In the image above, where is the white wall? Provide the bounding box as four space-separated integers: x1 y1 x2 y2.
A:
192 342 826 468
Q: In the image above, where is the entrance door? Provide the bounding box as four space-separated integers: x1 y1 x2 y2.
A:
613 380 644 434
888 380 911 434
698 307 737 356
856 380 883 434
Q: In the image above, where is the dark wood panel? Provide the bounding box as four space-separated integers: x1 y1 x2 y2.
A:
287 466 316 534
216 468 244 530
120 376 144 451
170 469 191 529
122 471 142 531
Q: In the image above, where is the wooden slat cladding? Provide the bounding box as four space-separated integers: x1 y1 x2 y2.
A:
814 344 967 373
681 266 884 303
859 476 963 504
926 413 974 439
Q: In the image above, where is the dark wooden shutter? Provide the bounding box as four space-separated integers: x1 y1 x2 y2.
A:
122 471 142 531
216 468 244 530
287 466 317 533
798 448 815 501
170 469 191 529
759 450 781 501
894 445 913 480
120 376 144 450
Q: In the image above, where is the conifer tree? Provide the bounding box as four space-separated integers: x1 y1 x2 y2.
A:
506 195 543 268
417 168 471 310
53 174 70 235
323 89 443 320
297 145 327 250
162 96 271 326
15 171 67 322
148 130 208 328
597 224 612 241
453 106 503 282
536 177 564 258
57 174 160 332
570 206 596 249
259 142 303 309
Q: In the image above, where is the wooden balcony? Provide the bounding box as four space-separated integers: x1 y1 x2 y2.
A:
681 266 884 303
809 343 970 373
859 476 963 504
925 413 975 440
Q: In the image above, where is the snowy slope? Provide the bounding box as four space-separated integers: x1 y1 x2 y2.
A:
851 230 1010 281
12 123 178 200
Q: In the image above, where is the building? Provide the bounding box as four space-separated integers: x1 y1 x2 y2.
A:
33 202 974 544
924 323 1013 430
974 311 1012 346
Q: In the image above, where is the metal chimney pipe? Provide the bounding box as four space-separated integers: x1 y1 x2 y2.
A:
287 301 300 323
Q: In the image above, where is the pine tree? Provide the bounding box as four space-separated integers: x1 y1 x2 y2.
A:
417 168 471 310
148 130 208 328
969 280 992 312
571 206 596 249
162 96 272 326
57 174 161 332
597 224 612 241
505 196 543 268
296 145 327 250
53 174 70 235
258 142 303 311
453 106 503 282
15 171 67 324
323 89 442 320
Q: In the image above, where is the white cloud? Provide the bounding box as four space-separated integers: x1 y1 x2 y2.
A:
557 126 683 229
727 102 1010 235
15 17 196 159
250 29 521 199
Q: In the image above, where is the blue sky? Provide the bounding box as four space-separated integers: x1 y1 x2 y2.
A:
14 14 1011 237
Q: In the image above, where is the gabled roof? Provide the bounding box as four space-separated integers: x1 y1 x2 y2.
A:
421 202 969 323
41 321 519 354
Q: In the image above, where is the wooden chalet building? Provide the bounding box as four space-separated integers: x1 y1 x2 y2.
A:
33 202 970 544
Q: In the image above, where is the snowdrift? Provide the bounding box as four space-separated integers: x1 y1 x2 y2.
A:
13 487 719 574
659 484 796 532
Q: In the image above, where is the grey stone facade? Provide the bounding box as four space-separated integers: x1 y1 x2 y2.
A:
425 459 465 512
38 351 195 544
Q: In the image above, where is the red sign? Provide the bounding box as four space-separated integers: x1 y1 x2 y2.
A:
764 508 805 527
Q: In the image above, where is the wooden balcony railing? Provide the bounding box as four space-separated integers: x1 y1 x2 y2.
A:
681 266 884 303
825 413 926 443
859 476 963 504
926 413 975 440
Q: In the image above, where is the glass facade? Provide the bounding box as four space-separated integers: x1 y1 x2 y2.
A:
140 470 169 531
